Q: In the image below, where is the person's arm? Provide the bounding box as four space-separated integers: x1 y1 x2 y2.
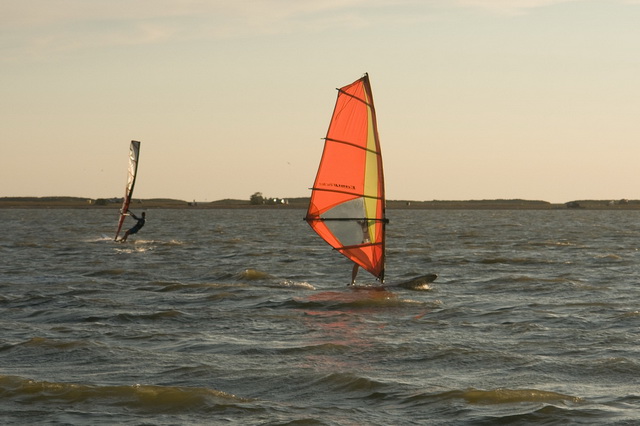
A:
128 211 139 220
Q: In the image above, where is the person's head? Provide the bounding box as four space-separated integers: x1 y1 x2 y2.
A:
142 212 146 218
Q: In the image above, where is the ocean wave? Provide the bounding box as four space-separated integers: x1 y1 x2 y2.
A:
75 309 191 325
151 281 239 292
115 310 186 322
236 268 274 281
593 253 624 262
312 372 386 393
0 374 250 413
591 357 640 375
403 387 582 406
451 388 583 404
480 257 555 265
278 342 350 355
488 275 572 284
14 336 97 351
233 269 316 290
260 292 439 318
276 280 316 290
298 290 419 310
527 240 580 247
83 269 126 277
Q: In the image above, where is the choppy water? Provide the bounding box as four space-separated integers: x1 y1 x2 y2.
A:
1 208 639 425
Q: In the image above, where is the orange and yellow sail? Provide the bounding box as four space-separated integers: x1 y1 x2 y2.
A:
305 73 387 281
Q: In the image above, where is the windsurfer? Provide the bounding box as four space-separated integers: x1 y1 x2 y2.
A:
306 74 386 286
119 210 145 242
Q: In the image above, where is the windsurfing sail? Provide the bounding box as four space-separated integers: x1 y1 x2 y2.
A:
114 140 141 241
305 73 387 282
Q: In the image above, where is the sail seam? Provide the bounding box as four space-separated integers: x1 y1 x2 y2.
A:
309 187 382 200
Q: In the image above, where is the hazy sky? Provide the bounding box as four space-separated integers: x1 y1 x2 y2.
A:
2 0 639 203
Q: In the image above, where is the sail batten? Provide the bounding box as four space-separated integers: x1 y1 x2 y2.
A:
305 73 386 282
335 90 372 107
336 242 384 250
324 138 380 154
114 140 141 241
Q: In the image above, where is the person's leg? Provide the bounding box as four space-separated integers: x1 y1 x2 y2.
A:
350 264 359 285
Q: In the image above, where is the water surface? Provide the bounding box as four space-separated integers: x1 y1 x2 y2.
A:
1 208 638 424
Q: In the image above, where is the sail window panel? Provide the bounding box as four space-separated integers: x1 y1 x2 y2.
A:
321 198 370 247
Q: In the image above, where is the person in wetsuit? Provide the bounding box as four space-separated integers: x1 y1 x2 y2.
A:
120 210 145 242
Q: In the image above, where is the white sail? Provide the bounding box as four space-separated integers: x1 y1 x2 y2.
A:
114 140 141 241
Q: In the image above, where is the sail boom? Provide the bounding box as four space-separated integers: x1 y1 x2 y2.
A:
336 241 383 250
306 217 389 223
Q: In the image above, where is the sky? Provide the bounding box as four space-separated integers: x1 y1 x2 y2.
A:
2 0 639 204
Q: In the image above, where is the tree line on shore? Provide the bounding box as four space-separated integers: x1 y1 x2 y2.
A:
2 196 640 210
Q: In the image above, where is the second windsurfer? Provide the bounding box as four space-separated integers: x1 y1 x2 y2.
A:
119 210 146 242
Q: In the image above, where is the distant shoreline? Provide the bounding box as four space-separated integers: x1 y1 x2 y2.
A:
2 197 639 210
